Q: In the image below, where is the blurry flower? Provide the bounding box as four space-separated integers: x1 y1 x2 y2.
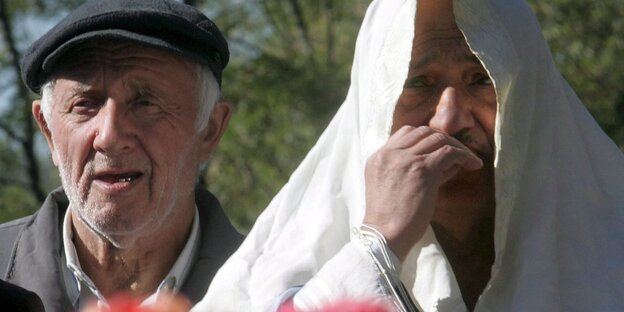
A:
315 299 390 312
278 298 391 312
81 292 190 312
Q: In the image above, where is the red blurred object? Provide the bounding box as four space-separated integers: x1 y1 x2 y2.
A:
109 294 151 312
80 292 190 312
277 298 296 312
81 294 146 312
317 299 390 312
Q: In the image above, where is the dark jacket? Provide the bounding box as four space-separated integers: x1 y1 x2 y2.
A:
0 279 45 312
0 187 243 312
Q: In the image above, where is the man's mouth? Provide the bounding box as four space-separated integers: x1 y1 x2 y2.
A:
98 172 142 183
93 171 144 192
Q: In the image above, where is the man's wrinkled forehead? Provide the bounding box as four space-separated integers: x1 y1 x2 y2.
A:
411 0 482 71
409 45 482 72
412 0 467 54
415 0 455 32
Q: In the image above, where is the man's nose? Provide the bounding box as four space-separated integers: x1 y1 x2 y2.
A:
429 87 474 136
93 100 136 155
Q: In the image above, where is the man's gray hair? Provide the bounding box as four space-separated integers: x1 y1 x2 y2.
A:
39 63 220 132
195 65 220 132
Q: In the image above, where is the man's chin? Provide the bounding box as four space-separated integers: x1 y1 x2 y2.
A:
437 164 494 210
75 204 149 237
440 166 493 197
447 168 485 185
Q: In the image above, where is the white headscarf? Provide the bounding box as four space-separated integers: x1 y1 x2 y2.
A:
195 0 624 311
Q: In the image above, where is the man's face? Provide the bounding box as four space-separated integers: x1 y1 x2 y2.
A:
392 0 497 210
35 43 222 243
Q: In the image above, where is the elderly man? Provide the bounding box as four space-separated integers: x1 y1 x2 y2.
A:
0 0 243 311
198 0 624 311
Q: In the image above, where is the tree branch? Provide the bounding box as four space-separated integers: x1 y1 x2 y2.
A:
261 0 296 50
286 0 316 69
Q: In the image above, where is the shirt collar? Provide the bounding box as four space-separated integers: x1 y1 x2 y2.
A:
61 205 201 309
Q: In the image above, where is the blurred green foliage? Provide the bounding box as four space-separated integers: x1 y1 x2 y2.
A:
0 0 622 232
202 0 369 231
530 0 624 147
0 185 38 222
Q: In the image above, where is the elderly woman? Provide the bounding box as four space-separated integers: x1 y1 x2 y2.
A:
196 0 624 311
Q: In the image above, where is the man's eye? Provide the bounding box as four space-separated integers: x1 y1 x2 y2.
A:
474 74 493 85
404 76 429 88
72 99 100 113
134 99 162 115
75 100 96 107
136 100 153 106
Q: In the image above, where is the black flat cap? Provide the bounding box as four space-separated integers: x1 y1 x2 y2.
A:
21 0 228 93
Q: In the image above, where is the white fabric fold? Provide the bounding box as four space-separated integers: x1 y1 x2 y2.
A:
194 0 624 311
293 242 384 311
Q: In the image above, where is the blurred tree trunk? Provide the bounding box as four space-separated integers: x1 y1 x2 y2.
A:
0 0 45 202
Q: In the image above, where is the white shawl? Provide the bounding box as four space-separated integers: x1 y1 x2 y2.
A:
195 0 624 311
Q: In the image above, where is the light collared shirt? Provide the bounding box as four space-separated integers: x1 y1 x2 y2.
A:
61 205 200 310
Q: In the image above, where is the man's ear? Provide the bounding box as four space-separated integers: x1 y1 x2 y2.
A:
199 100 232 161
32 100 59 167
